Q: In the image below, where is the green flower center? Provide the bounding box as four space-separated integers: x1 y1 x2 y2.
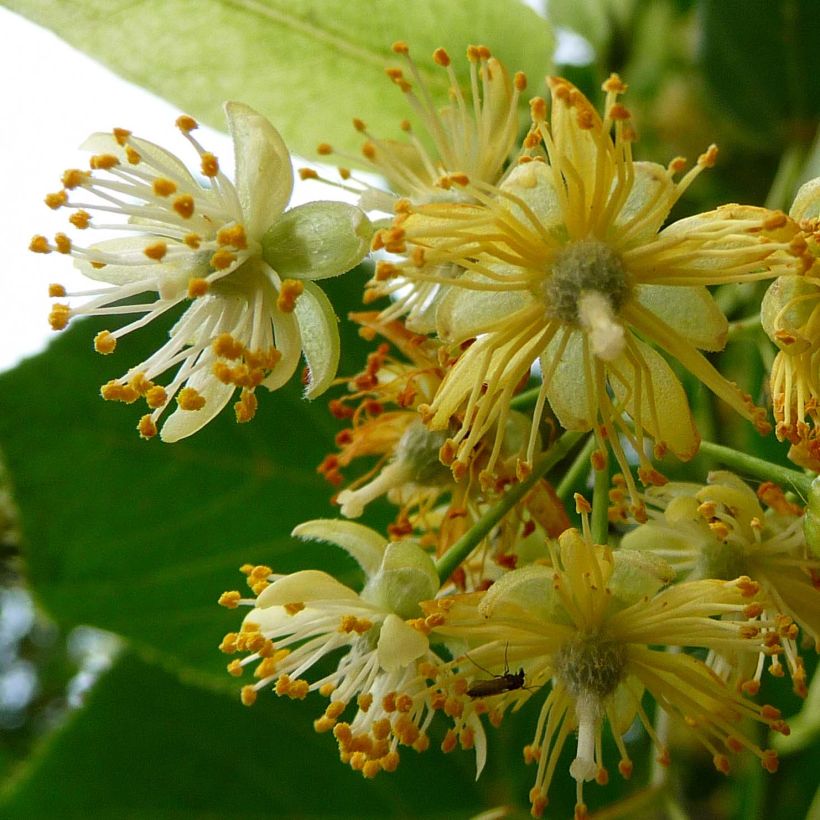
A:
544 239 630 324
554 635 628 700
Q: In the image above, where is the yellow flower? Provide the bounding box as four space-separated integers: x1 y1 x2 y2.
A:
424 516 787 819
763 176 820 469
34 104 371 440
387 75 807 509
621 470 820 696
218 519 450 778
308 42 527 332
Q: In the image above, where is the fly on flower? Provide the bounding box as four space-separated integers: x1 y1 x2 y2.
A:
33 103 372 441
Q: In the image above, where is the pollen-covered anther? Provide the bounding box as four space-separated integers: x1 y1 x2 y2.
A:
152 177 177 197
698 144 719 167
210 249 236 270
177 386 206 411
339 614 373 634
143 241 167 261
761 750 779 773
173 194 195 219
93 330 117 355
29 235 50 254
48 303 71 331
218 590 242 609
240 685 257 706
90 153 119 170
276 279 304 313
217 224 248 249
235 390 258 424
137 414 158 439
200 152 219 177
299 168 319 180
736 577 760 598
186 277 210 299
61 168 89 189
45 190 67 209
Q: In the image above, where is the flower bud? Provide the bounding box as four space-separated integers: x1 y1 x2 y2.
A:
261 201 373 280
362 540 438 619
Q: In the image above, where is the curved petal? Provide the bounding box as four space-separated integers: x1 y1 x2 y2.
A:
613 161 674 242
291 519 386 578
226 101 293 238
545 330 595 430
256 569 360 608
611 337 699 459
293 280 339 398
634 285 728 351
790 177 820 221
377 613 429 672
261 302 301 391
499 160 564 234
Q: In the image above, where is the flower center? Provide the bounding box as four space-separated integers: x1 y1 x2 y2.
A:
553 635 628 701
544 239 630 324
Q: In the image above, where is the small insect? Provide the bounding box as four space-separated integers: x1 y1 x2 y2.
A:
465 645 527 699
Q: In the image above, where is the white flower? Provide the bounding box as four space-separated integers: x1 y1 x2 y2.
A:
35 103 371 441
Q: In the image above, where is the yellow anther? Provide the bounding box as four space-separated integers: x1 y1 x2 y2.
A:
187 277 209 298
227 659 244 677
69 210 91 229
530 97 547 122
698 144 719 167
184 232 201 249
90 153 119 170
213 333 245 360
48 283 66 298
200 152 219 177
61 168 89 189
299 168 319 180
29 235 50 254
125 147 141 164
218 590 242 609
173 194 195 219
112 127 131 145
362 141 376 160
240 685 257 706
234 389 258 423
217 224 248 249
254 656 278 679
48 303 70 330
45 190 67 209
432 47 450 67
219 633 238 654
276 279 304 313
137 414 158 439
177 386 206 411
152 178 177 197
602 73 628 94
317 143 333 155
176 114 198 133
574 493 592 514
93 330 117 355
391 40 410 55
143 241 167 261
514 71 527 91
284 601 305 615
145 385 168 409
54 233 71 254
210 249 236 270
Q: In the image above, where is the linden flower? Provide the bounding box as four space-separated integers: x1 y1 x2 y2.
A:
217 519 459 778
621 471 820 696
33 103 371 441
424 514 788 819
320 312 569 581
388 74 807 506
762 176 820 469
306 41 527 332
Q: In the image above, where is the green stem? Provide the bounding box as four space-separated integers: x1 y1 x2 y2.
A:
591 460 610 545
434 430 584 584
699 441 814 497
764 141 809 212
509 384 541 409
556 434 596 502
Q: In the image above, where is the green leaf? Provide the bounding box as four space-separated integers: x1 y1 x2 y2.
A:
3 0 553 158
700 0 820 146
0 269 373 684
0 651 489 818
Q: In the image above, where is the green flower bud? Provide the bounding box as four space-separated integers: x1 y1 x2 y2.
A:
362 540 438 619
261 201 373 280
608 549 675 608
478 564 565 623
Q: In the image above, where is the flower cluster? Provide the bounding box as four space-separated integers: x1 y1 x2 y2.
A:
34 40 819 820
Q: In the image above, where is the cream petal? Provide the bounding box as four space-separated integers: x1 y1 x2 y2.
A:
790 176 820 221
613 161 674 242
376 613 428 672
436 268 533 343
159 360 235 443
293 281 339 398
261 303 301 391
256 569 360 608
545 330 595 430
633 285 727 351
499 160 564 233
225 102 293 239
611 337 699 459
291 519 386 578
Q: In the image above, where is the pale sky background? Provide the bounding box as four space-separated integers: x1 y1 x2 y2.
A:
0 3 583 375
